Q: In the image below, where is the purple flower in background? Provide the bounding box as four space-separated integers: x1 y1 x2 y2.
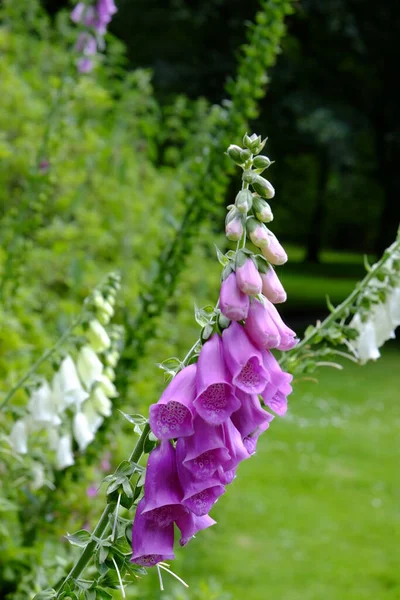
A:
75 32 97 55
86 484 98 498
177 415 230 480
77 57 94 73
131 499 175 566
236 258 262 296
245 298 280 349
149 363 197 439
96 0 117 34
219 272 250 321
141 440 187 527
71 1 118 72
194 334 240 425
221 418 249 471
261 350 293 416
231 389 273 454
176 511 216 546
222 321 269 394
176 441 225 516
260 266 287 304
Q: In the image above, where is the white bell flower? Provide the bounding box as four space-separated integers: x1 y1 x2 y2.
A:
87 320 111 352
28 380 61 426
9 419 28 454
350 313 380 364
372 302 395 347
73 412 95 451
83 399 104 434
57 434 75 469
77 345 103 390
56 356 89 410
389 287 400 328
91 386 112 417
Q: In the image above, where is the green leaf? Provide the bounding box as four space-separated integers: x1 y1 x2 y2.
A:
118 411 147 426
32 591 57 600
215 245 229 266
66 530 91 548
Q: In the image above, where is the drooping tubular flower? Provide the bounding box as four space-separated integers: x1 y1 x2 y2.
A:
131 134 296 568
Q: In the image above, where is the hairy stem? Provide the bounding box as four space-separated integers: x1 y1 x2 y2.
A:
55 423 150 596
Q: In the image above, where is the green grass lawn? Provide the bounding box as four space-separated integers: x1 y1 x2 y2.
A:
130 347 400 600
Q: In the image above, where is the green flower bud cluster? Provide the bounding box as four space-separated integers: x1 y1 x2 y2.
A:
226 133 279 258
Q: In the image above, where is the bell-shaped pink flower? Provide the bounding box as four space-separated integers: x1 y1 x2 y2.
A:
261 266 287 304
176 442 225 516
178 414 230 480
141 440 186 527
194 334 240 424
219 272 250 321
176 511 216 546
265 299 297 350
149 364 196 439
236 258 262 296
245 298 281 349
221 418 249 471
261 232 288 265
131 499 175 566
231 389 273 454
222 322 269 394
261 351 293 416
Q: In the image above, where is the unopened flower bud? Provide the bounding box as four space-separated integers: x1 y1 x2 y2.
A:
260 266 287 303
105 351 119 368
236 257 262 296
87 319 111 352
253 196 273 222
235 189 253 214
99 374 118 398
92 386 113 417
103 366 116 381
253 155 272 171
242 170 258 185
225 208 244 241
252 176 275 199
243 133 266 154
227 145 248 165
247 218 269 249
261 232 288 265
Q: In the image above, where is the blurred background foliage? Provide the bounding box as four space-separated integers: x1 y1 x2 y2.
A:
0 0 399 599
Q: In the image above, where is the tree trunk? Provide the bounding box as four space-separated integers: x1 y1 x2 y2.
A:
305 151 329 263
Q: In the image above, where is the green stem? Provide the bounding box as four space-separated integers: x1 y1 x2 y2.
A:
55 423 150 596
0 316 82 411
286 235 400 357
